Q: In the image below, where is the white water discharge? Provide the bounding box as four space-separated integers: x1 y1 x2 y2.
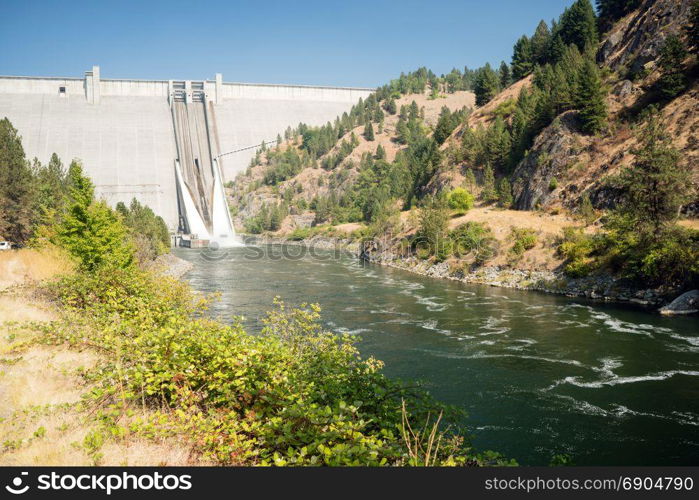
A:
211 158 242 247
171 92 241 247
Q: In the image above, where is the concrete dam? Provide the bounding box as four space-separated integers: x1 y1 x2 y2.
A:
0 66 373 239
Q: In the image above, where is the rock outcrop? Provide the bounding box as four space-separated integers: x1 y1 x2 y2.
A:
597 0 693 75
510 111 581 210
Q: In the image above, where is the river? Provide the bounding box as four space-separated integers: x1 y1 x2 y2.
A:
173 244 699 465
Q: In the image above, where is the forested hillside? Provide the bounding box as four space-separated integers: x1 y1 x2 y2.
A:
228 0 699 293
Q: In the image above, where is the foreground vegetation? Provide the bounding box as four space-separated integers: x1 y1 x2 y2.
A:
29 266 511 466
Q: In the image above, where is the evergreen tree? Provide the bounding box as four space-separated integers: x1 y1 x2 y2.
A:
557 0 598 53
116 198 170 260
364 122 375 141
613 110 691 235
463 169 477 193
484 117 512 171
375 144 386 160
480 165 497 202
499 61 511 88
547 35 567 64
0 118 35 243
474 64 501 106
396 117 410 145
34 153 69 231
688 1 699 55
385 98 397 115
416 195 450 256
57 162 134 270
531 20 552 65
577 59 607 134
373 107 384 123
657 34 688 99
269 204 282 231
497 177 514 208
512 35 534 80
434 106 458 144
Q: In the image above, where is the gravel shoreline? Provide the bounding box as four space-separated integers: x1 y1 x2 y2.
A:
248 234 676 310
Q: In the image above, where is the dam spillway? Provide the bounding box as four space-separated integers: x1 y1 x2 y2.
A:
170 81 236 244
0 66 373 233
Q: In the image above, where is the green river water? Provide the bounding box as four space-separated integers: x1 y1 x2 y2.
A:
174 245 698 465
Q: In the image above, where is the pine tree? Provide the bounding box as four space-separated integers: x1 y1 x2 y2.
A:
531 20 552 65
434 106 458 145
474 64 501 106
547 35 567 64
657 35 688 99
497 178 514 208
463 168 477 192
35 153 68 225
688 1 699 54
614 110 691 235
375 144 386 160
499 61 511 88
364 122 375 141
558 0 598 52
577 59 607 134
269 204 282 231
484 117 512 171
417 195 450 255
512 35 534 80
480 165 497 202
385 98 397 115
0 118 35 243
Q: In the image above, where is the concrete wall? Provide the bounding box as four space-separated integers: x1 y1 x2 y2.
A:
0 92 179 227
0 69 373 229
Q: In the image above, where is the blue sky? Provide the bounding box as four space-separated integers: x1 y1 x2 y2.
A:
0 0 573 87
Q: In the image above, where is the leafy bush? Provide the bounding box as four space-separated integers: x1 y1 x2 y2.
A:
447 188 474 216
509 227 537 257
557 227 599 277
450 222 498 264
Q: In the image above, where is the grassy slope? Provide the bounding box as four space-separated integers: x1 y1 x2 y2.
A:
0 250 205 466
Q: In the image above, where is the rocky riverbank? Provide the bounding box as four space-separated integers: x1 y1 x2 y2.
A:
240 233 695 313
361 251 673 309
147 252 194 279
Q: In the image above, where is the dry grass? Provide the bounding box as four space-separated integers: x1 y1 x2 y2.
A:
0 252 205 466
0 246 74 291
0 291 205 466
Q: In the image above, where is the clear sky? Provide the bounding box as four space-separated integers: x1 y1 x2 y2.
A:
0 0 574 88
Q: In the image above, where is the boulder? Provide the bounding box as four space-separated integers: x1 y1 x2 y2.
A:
659 290 699 315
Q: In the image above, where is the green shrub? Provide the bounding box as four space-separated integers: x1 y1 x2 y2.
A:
557 227 599 277
509 227 537 257
447 188 474 216
450 222 497 264
548 177 558 191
